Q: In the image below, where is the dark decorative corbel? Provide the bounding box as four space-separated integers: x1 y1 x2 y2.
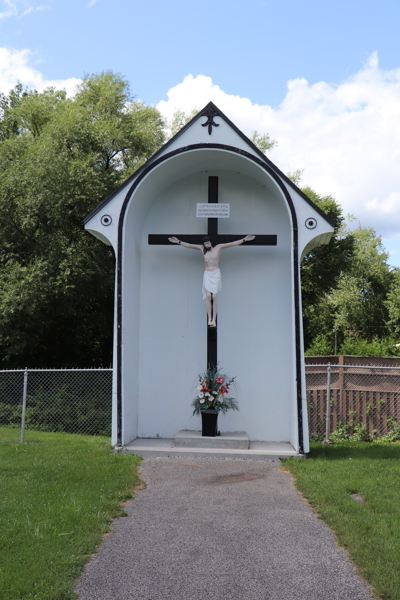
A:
201 106 220 135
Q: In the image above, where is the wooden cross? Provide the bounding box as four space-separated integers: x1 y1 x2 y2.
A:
148 176 277 371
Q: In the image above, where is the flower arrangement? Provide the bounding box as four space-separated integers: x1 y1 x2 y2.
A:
192 367 239 415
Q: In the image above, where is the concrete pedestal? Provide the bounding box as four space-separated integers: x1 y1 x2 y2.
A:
120 438 302 460
174 430 249 449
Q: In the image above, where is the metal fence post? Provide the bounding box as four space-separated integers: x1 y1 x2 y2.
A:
325 362 332 442
20 367 28 443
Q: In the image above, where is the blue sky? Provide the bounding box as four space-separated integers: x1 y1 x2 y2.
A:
3 0 399 107
1 0 400 266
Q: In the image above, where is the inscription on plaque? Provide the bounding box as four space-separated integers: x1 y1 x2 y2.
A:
196 203 230 218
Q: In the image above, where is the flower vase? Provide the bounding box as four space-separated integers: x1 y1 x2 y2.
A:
201 408 219 437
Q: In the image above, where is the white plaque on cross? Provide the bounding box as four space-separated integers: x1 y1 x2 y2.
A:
196 203 230 218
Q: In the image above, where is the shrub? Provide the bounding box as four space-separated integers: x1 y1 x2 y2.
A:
305 333 333 356
352 423 371 442
380 417 400 442
329 419 400 444
0 403 21 427
23 385 111 436
331 422 352 441
339 336 400 357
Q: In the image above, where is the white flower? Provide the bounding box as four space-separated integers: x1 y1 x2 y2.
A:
205 392 210 397
199 392 204 398
200 399 205 404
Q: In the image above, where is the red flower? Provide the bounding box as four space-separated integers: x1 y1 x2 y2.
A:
220 386 228 395
216 376 224 384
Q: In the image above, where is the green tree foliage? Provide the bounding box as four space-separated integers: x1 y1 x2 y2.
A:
386 269 400 335
299 179 398 355
251 130 277 153
286 169 303 185
326 227 393 340
0 83 29 140
304 333 334 356
167 108 199 139
303 213 396 354
0 73 165 367
339 336 400 357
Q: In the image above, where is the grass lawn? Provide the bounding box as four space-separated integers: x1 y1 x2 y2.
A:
284 442 400 600
0 428 141 600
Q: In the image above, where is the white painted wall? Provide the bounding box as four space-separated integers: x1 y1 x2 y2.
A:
162 115 259 160
121 218 141 445
284 181 334 452
131 164 293 442
111 266 118 446
284 183 333 258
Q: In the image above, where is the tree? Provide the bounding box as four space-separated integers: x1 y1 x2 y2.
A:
0 83 29 141
304 220 395 354
286 169 303 185
0 73 166 367
385 269 400 336
167 108 199 139
327 226 393 340
250 130 277 153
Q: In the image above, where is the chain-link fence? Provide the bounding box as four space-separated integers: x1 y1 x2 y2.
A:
2 362 400 443
306 360 400 440
0 368 112 441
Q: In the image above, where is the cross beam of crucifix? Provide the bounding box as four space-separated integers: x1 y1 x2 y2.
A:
148 176 277 370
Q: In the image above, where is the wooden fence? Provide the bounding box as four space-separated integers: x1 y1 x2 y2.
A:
305 356 400 436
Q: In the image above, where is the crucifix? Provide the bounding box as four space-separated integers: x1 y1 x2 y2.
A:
148 176 277 371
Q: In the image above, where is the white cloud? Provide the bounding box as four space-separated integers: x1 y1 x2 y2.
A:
366 192 400 215
0 9 13 18
87 0 100 6
0 0 49 20
0 0 16 19
20 5 49 17
157 54 400 243
0 47 81 97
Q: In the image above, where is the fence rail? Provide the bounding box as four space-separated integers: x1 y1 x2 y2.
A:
1 364 400 443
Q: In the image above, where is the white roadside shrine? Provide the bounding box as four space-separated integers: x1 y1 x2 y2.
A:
84 103 334 454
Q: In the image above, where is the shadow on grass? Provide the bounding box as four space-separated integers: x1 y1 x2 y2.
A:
307 441 400 460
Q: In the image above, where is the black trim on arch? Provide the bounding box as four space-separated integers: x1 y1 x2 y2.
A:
116 143 304 453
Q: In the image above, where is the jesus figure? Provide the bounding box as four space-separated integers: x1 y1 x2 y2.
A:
168 235 255 327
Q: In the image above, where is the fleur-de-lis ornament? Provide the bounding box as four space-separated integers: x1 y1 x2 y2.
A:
201 106 220 135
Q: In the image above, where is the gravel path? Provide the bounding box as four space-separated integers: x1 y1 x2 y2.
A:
75 458 376 600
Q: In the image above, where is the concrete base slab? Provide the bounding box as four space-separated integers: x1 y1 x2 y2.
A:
174 430 249 449
120 437 302 460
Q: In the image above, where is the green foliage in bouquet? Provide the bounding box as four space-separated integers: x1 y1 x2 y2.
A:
192 367 239 416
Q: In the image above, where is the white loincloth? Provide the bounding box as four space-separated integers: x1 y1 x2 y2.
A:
202 269 222 299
